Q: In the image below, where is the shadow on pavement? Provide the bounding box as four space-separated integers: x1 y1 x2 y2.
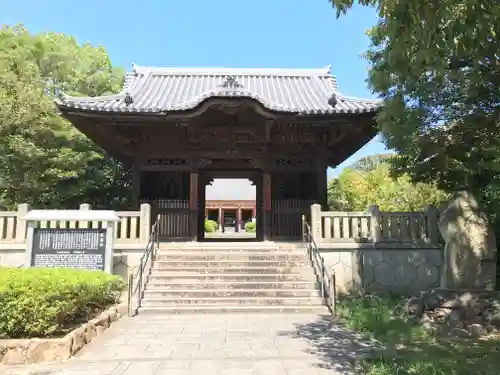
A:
277 314 380 374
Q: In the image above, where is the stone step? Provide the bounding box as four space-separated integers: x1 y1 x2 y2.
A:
145 280 319 290
138 305 327 314
159 242 301 250
142 289 321 298
152 260 309 268
148 273 316 282
154 253 308 262
140 296 325 306
149 267 312 274
157 247 305 254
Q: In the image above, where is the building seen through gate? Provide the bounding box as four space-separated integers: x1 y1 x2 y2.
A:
206 200 256 233
56 65 380 241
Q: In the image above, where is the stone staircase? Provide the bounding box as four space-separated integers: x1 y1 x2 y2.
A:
138 242 327 314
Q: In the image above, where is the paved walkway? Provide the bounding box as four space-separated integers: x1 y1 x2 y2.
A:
2 313 374 375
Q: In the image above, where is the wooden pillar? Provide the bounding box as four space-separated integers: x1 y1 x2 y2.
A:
317 166 328 208
263 172 272 240
189 172 198 208
131 164 141 208
189 172 198 239
218 207 222 232
236 207 242 232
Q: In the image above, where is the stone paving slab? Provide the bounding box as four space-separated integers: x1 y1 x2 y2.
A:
1 313 374 375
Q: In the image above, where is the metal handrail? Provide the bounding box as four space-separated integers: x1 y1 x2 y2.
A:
127 215 160 316
301 215 336 316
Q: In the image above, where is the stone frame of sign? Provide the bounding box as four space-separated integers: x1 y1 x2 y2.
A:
23 210 119 273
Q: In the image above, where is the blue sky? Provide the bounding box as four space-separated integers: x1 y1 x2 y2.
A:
2 0 388 190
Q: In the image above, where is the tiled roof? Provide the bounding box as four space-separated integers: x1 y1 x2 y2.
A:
56 64 381 115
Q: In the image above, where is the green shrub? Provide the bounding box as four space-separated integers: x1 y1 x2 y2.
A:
336 294 427 342
0 267 124 339
204 219 218 233
244 221 256 233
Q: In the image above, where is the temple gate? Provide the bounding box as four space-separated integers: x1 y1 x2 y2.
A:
56 65 380 241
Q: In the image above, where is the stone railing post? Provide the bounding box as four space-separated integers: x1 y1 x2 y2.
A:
79 203 91 228
367 204 381 244
15 203 30 243
79 203 91 210
310 204 322 245
140 203 151 246
424 205 439 244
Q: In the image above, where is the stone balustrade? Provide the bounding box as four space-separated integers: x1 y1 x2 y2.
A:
0 203 151 247
0 204 152 279
310 203 440 247
310 204 444 295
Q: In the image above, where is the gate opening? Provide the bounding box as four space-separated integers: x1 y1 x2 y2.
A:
203 178 257 240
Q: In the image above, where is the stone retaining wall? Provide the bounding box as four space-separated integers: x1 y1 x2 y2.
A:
319 247 443 295
0 303 128 365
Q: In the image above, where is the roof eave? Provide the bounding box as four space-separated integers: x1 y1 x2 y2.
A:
57 104 381 118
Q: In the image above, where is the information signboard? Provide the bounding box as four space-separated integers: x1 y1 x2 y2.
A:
31 228 107 270
23 209 118 273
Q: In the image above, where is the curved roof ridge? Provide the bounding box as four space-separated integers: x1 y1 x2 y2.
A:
56 91 125 104
58 68 153 104
168 87 289 112
132 64 332 77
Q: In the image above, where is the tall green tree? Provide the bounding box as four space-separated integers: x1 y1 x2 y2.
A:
327 0 500 194
0 25 130 209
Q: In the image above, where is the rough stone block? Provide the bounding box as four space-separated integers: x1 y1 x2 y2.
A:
0 303 127 365
69 326 87 353
439 191 497 290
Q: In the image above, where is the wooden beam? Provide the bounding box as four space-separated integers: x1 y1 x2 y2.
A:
61 107 378 169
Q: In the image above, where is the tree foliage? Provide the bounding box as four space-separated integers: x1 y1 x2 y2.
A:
328 157 448 211
348 153 393 172
327 0 500 194
0 25 130 209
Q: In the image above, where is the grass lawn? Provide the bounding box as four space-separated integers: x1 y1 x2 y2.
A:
337 294 500 375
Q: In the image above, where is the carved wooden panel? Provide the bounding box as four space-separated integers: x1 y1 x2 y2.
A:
274 158 313 167
142 125 187 142
146 158 187 166
270 123 331 145
187 124 265 146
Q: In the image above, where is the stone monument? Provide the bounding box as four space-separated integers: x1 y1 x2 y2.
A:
439 191 497 290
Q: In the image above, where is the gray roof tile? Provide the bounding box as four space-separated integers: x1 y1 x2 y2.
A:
57 65 381 115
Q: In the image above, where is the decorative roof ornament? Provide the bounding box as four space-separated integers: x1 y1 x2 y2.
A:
328 93 337 107
124 92 134 106
219 76 243 89
56 91 68 103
